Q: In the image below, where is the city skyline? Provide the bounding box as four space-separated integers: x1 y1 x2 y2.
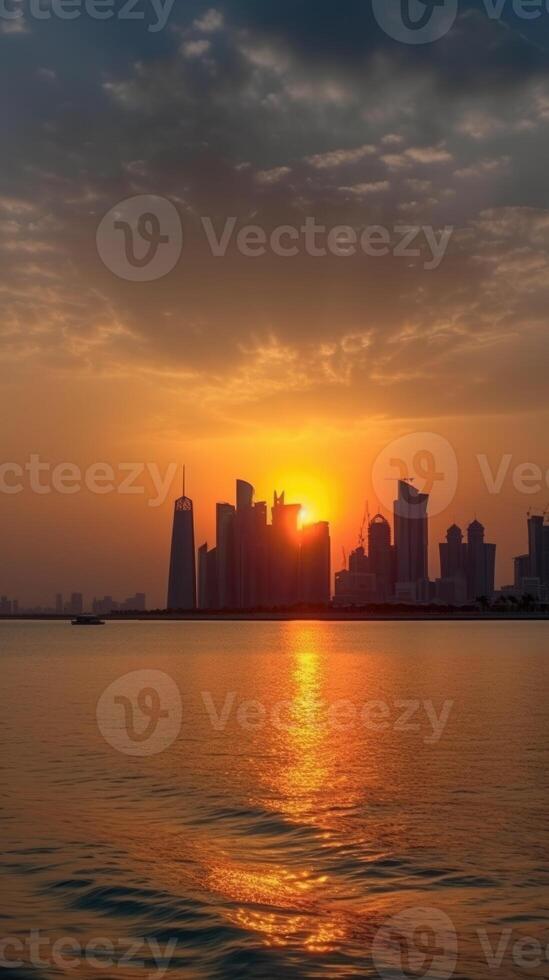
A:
2 473 548 612
160 475 549 611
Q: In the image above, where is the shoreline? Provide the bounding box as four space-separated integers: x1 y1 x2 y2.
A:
2 612 549 623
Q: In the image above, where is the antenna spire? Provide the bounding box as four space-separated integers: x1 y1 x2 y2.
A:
183 464 186 500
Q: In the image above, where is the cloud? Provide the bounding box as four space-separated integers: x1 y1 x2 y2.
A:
255 167 292 185
182 39 211 59
193 8 224 32
305 145 376 170
338 181 390 196
406 145 453 164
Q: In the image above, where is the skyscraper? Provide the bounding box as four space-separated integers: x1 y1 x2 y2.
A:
271 491 301 607
167 493 196 610
234 479 263 609
198 543 209 610
514 554 530 591
368 514 392 599
439 524 468 580
438 524 468 605
466 520 496 601
216 502 236 609
528 515 545 582
300 522 331 605
198 544 218 610
394 480 429 591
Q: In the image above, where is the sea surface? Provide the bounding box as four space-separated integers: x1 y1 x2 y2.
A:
1 620 548 979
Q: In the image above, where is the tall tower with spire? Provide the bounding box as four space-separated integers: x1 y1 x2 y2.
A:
166 467 196 610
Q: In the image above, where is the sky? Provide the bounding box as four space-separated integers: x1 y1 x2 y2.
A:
1 0 549 607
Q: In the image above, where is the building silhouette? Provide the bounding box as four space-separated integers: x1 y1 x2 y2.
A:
514 554 530 591
167 493 196 610
300 522 331 605
270 491 302 607
368 514 393 600
511 513 549 600
437 524 468 604
466 520 496 601
234 481 270 609
394 480 429 599
216 502 236 610
198 544 218 610
528 514 549 584
193 480 331 610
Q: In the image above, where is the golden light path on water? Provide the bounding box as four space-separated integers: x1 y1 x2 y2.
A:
204 625 368 955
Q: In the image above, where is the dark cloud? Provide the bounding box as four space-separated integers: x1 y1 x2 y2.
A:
1 0 549 428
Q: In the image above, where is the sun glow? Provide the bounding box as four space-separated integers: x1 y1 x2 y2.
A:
271 472 334 528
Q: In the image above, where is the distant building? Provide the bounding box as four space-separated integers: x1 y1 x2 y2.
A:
167 495 196 610
198 544 209 611
466 521 496 600
66 593 83 615
300 522 331 605
528 515 544 582
92 596 117 615
216 503 236 609
349 546 369 574
514 554 530 591
435 576 467 605
93 593 146 614
368 514 392 599
394 480 429 588
198 544 219 610
121 593 146 612
270 492 301 607
334 568 377 606
234 481 269 608
55 593 63 614
440 524 467 580
439 524 468 604
528 514 549 586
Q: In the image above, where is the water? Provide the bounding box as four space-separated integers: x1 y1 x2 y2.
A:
1 620 548 979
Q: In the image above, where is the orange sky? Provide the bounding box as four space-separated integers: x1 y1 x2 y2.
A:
2 2 549 606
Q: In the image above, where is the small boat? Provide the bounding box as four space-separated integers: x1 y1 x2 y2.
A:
71 615 105 626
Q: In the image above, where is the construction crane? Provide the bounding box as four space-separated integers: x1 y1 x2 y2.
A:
357 502 369 550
